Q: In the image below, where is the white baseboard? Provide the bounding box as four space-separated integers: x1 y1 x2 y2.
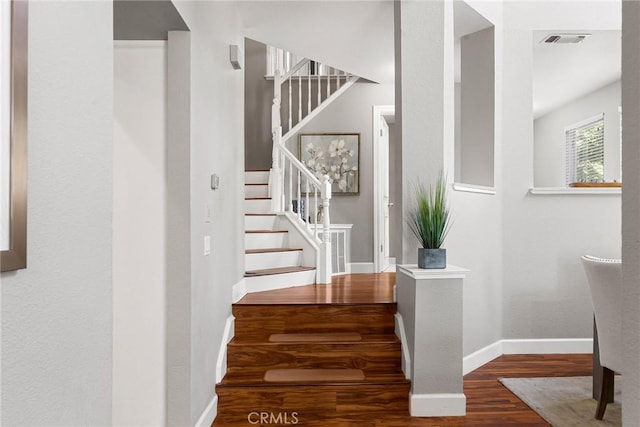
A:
194 394 218 427
463 338 593 375
349 262 374 273
394 313 411 380
216 315 235 383
232 278 247 303
463 340 503 375
501 338 593 355
409 393 466 417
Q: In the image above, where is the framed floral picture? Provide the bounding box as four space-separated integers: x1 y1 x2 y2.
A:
299 133 360 195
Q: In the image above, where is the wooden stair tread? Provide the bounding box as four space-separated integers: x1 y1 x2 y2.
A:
245 183 268 186
245 169 270 172
264 368 365 383
245 229 287 234
245 197 271 200
230 334 399 345
269 332 362 343
244 266 315 277
220 370 408 386
245 247 302 254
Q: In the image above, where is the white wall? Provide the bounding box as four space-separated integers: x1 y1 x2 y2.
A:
396 0 448 265
1 1 113 424
448 191 503 355
534 80 621 187
502 1 621 341
113 41 167 427
170 3 244 424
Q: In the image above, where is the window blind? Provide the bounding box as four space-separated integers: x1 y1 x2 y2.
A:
565 114 605 186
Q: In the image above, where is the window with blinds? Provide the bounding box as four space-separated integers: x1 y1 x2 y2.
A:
565 114 605 186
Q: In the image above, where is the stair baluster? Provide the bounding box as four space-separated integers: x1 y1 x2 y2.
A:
307 66 311 116
317 71 321 106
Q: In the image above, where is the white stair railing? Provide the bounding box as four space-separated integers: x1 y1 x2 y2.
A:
269 55 359 284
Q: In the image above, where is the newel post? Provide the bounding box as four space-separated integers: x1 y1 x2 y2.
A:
269 73 283 213
269 124 283 213
318 175 332 284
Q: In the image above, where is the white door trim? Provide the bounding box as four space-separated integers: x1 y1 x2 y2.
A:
372 105 395 273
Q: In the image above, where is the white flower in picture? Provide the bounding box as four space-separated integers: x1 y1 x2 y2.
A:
299 134 359 194
328 139 346 157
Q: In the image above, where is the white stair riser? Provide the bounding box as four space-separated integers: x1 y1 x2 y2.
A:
244 199 272 213
245 215 278 230
245 185 269 198
245 269 316 293
246 251 302 271
245 233 288 250
245 171 269 184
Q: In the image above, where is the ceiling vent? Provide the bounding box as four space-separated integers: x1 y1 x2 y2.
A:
541 33 591 44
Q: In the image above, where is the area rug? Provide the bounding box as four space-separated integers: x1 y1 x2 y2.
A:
499 376 621 426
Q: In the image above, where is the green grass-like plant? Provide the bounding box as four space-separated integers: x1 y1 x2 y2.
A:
407 173 452 249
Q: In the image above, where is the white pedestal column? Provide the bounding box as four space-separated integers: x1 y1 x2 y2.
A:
396 264 469 417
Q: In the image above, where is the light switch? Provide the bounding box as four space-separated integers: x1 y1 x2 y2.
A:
211 174 220 190
204 235 211 256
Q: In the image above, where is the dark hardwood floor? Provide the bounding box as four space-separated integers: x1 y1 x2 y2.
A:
213 274 593 426
236 272 396 305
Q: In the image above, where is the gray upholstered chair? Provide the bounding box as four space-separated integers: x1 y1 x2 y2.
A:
581 255 623 420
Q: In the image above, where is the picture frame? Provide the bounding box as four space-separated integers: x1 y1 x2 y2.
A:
299 133 360 195
1 0 28 272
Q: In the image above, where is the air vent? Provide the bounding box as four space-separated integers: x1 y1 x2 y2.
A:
541 33 590 44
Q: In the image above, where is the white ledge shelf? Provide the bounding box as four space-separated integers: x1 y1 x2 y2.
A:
529 187 621 195
452 183 496 195
398 264 470 280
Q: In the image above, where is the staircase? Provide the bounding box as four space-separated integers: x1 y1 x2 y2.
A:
267 50 361 287
215 283 410 425
244 170 316 292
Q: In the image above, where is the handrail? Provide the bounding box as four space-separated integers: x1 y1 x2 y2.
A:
278 145 322 188
281 58 310 82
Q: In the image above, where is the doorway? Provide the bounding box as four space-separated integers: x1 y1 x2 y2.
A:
373 105 396 272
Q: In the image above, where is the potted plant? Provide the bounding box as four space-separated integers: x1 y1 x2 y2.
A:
407 173 452 269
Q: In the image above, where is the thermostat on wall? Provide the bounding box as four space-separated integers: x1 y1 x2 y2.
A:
211 174 220 190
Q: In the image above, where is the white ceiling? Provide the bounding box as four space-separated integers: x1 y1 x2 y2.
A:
533 30 621 119
238 0 395 85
